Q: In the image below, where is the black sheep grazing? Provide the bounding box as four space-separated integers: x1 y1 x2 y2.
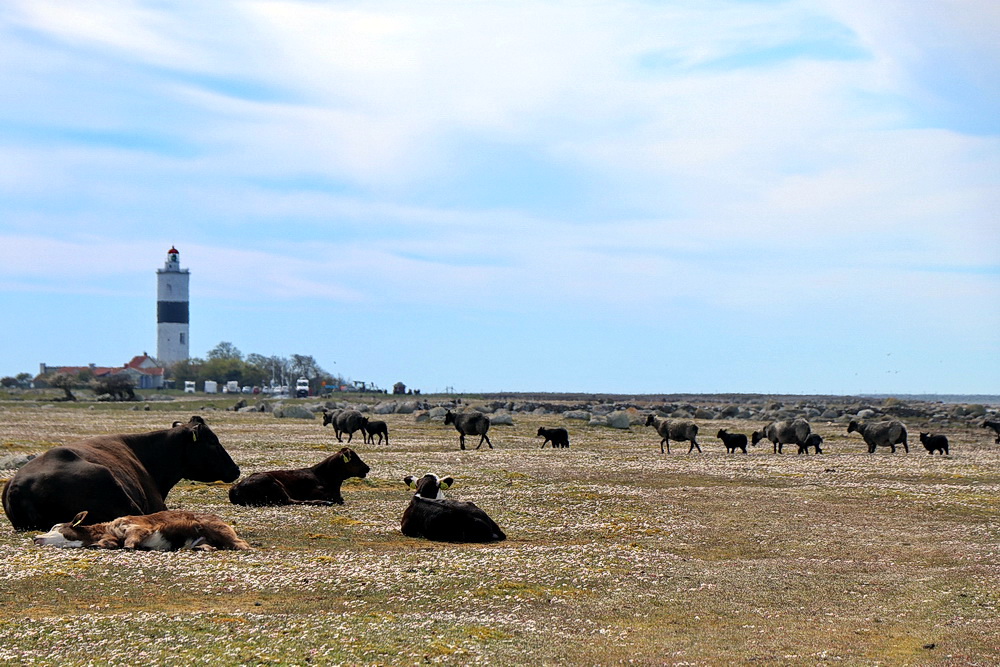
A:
363 419 389 446
322 409 366 443
716 429 748 454
645 414 700 454
444 411 493 450
797 433 824 455
537 426 570 449
982 420 1000 444
919 432 949 455
847 420 908 454
752 419 812 454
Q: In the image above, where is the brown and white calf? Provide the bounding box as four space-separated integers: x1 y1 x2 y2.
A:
33 509 251 551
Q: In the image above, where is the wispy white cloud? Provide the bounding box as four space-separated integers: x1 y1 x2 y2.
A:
0 0 996 391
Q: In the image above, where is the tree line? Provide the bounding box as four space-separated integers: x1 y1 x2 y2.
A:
169 342 344 394
5 342 344 401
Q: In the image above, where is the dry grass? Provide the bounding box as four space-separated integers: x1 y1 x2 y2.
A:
1 401 998 665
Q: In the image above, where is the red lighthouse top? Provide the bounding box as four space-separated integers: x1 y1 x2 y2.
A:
168 246 179 254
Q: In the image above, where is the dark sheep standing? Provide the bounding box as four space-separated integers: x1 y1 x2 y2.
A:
847 419 909 453
645 414 700 454
716 429 748 454
919 432 949 455
797 433 824 455
982 420 1000 444
537 426 569 449
751 419 812 454
444 410 493 450
323 409 367 443
363 419 389 446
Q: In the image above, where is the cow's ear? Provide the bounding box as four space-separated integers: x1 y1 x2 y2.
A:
71 511 88 527
342 451 351 463
403 476 415 488
439 477 454 490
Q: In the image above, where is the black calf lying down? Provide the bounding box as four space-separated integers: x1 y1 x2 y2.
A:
401 474 505 543
33 510 250 551
229 447 370 506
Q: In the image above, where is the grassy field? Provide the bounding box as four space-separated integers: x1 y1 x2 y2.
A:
0 399 998 665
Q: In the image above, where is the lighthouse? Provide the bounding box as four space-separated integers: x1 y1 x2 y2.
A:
156 246 190 366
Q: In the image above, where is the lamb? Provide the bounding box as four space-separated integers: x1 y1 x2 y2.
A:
444 410 493 450
363 419 389 446
797 433 824 455
323 409 367 443
752 419 812 454
847 419 909 453
645 414 700 454
537 426 570 449
982 420 1000 444
919 432 949 455
716 429 748 454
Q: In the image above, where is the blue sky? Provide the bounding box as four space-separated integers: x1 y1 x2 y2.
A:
1 1 997 395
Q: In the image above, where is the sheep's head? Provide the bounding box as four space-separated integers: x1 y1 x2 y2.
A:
847 420 860 433
644 414 657 426
751 431 764 446
443 411 455 425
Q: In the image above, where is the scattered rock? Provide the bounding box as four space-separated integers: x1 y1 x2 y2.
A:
274 405 315 420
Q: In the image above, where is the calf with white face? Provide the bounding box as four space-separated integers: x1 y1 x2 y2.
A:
400 474 505 543
33 510 251 551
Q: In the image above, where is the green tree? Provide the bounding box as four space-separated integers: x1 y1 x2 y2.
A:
207 341 243 361
169 358 205 384
92 374 136 401
46 372 78 401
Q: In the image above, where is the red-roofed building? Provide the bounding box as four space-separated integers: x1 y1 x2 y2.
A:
38 353 166 390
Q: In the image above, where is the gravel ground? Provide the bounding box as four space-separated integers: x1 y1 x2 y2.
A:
0 403 997 665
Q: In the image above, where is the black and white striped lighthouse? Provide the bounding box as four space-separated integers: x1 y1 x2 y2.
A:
156 246 190 366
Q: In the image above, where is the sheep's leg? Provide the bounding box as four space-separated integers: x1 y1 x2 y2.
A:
459 434 466 450
478 433 493 449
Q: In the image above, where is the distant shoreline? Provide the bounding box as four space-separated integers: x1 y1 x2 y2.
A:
418 391 1000 406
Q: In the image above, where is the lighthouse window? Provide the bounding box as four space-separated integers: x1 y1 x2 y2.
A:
166 284 172 295
179 333 185 345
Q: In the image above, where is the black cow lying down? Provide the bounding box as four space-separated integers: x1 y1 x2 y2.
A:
33 509 250 551
400 474 505 543
228 447 370 506
3 416 240 531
